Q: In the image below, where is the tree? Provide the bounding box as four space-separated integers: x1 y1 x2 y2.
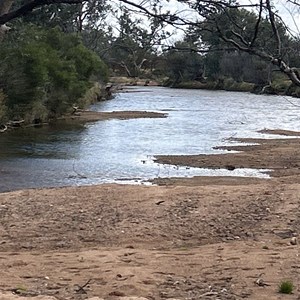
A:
18 0 109 33
0 26 108 121
0 0 82 26
1 0 300 87
116 0 300 87
106 6 169 77
164 39 204 84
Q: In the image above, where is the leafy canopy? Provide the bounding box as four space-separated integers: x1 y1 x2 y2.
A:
0 25 108 121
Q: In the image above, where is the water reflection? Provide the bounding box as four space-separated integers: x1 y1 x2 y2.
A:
0 122 86 159
0 87 299 192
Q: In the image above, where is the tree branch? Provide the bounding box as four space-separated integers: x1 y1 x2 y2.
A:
265 0 282 57
250 0 263 47
0 0 85 25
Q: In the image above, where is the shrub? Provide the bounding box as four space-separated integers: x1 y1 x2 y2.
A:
278 280 294 294
0 25 108 122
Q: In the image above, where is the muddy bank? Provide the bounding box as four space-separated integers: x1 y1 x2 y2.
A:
0 130 299 299
258 128 300 136
154 131 300 181
0 110 167 134
64 110 167 123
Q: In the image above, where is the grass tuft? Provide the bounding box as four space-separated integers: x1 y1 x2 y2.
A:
278 280 294 294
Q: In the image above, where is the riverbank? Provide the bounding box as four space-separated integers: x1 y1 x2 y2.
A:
154 129 300 183
0 110 167 134
63 110 168 122
166 79 300 98
0 130 299 300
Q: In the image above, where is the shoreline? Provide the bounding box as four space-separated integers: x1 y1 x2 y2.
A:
64 110 168 122
0 128 299 299
154 129 300 184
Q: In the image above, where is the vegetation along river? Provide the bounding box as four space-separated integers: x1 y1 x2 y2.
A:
0 86 299 192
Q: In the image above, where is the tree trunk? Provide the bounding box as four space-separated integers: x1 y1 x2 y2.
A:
0 0 14 40
0 0 14 15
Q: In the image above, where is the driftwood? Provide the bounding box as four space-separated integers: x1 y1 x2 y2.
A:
0 119 26 133
74 279 92 294
7 119 25 127
0 124 7 133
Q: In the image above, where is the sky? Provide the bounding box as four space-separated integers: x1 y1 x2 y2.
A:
242 0 300 35
276 0 300 34
113 0 300 40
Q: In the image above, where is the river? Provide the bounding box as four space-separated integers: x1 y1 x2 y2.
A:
0 86 299 192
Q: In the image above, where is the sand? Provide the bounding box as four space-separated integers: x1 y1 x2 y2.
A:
0 128 299 300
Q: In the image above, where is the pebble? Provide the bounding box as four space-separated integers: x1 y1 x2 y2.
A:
273 229 293 239
290 237 297 245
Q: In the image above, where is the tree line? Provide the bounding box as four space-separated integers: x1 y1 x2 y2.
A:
0 0 300 126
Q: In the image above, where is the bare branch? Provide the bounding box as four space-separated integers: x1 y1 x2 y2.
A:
265 0 282 57
250 0 263 47
0 0 85 25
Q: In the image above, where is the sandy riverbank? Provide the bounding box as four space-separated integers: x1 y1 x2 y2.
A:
63 110 167 123
154 129 300 183
0 129 299 300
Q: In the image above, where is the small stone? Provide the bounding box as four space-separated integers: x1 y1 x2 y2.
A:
290 237 297 245
273 229 293 239
108 291 125 297
225 165 235 171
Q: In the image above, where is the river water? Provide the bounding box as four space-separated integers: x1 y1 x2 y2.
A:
0 87 299 192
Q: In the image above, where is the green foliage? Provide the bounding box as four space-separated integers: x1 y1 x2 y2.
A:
278 280 294 294
184 6 292 84
13 0 110 33
107 7 169 78
0 91 8 124
0 25 108 122
164 41 204 84
200 7 290 54
204 52 221 80
222 78 255 92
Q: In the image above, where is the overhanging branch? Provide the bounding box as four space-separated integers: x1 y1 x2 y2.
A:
0 0 85 25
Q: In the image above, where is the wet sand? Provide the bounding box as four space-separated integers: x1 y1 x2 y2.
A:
64 110 167 122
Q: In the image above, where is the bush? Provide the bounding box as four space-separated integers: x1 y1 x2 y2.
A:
278 280 294 294
223 78 255 92
0 25 108 122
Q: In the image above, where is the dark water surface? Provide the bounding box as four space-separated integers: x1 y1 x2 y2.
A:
0 87 299 192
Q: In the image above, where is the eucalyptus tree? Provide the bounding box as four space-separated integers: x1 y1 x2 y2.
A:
1 0 300 86
163 36 205 84
117 0 300 87
106 5 169 77
1 0 109 32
